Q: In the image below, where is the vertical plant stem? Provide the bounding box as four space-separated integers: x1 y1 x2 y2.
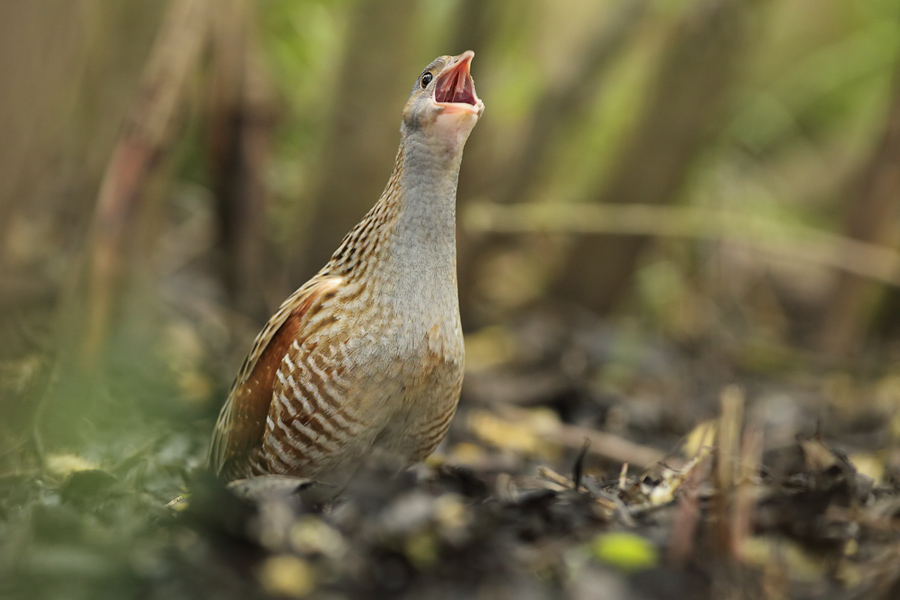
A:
79 0 210 364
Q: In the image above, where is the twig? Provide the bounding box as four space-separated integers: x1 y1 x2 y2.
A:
731 421 763 559
667 453 712 565
537 465 574 490
549 423 673 471
465 202 900 287
572 438 591 490
497 404 675 470
714 385 744 555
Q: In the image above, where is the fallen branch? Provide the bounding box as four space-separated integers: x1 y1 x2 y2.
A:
497 404 677 470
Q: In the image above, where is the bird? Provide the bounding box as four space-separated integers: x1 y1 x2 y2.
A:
208 51 484 493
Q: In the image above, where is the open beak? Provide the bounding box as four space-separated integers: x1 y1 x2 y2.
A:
433 50 482 116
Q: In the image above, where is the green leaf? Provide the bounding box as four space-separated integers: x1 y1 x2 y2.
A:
589 532 658 572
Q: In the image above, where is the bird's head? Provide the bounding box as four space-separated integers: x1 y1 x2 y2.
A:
402 51 484 152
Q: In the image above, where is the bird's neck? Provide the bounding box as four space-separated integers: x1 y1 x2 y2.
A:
325 131 465 311
385 134 463 272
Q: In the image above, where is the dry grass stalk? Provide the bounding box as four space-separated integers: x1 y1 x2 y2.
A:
81 0 211 363
714 385 745 554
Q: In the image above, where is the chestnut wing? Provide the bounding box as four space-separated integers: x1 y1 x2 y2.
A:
209 276 343 479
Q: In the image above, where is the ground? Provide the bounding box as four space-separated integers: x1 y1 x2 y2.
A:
3 306 900 600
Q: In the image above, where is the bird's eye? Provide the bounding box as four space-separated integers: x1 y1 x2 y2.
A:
421 72 433 88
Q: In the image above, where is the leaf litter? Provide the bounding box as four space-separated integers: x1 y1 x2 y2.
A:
2 311 900 599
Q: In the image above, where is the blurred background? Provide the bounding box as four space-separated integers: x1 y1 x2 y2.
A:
0 0 898 460
3 0 900 445
4 0 900 597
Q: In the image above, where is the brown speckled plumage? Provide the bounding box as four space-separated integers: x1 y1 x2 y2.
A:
209 52 484 489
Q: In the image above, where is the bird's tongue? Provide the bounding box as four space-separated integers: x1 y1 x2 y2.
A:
434 55 477 106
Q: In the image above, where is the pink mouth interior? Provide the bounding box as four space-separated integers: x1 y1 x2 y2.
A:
434 62 477 106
